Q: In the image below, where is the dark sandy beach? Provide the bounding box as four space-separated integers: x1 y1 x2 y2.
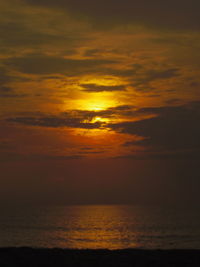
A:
0 248 200 267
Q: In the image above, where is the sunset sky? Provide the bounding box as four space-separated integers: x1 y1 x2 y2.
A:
0 0 200 205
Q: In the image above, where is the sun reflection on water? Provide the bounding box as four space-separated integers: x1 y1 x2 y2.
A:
54 205 138 249
1 206 199 249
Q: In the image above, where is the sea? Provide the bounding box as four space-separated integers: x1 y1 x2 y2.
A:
0 205 200 249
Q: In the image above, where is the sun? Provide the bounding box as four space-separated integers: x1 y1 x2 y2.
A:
75 94 117 111
84 101 109 111
91 116 110 123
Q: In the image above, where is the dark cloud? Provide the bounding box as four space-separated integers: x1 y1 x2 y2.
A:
24 0 200 30
71 105 135 119
110 102 200 155
93 67 137 79
0 68 12 86
0 93 28 98
0 86 12 93
0 67 30 86
7 115 103 129
165 98 181 105
6 102 200 159
142 68 180 82
6 105 135 129
0 152 84 162
0 21 61 47
190 81 199 87
95 65 180 92
83 49 103 57
115 149 200 160
4 54 116 75
131 68 180 89
81 83 126 92
35 154 84 160
0 11 89 52
0 140 12 150
0 68 28 97
109 105 133 111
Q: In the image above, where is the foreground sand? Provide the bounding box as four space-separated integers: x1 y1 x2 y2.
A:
0 248 200 266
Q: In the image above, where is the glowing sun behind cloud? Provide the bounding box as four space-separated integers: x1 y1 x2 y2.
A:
82 100 112 111
61 76 125 116
66 93 118 112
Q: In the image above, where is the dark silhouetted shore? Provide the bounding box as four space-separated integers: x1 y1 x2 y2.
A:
0 248 200 266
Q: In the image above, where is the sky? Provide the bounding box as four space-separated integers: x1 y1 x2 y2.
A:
0 0 200 205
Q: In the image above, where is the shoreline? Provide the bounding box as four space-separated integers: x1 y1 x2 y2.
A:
0 248 200 266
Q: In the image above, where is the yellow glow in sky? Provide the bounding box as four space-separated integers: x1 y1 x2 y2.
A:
84 101 110 111
67 94 118 111
91 116 110 123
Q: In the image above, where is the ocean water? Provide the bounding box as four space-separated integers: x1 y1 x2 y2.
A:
0 205 200 249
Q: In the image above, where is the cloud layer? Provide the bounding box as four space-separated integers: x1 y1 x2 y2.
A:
6 102 200 158
5 55 115 75
24 0 200 30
